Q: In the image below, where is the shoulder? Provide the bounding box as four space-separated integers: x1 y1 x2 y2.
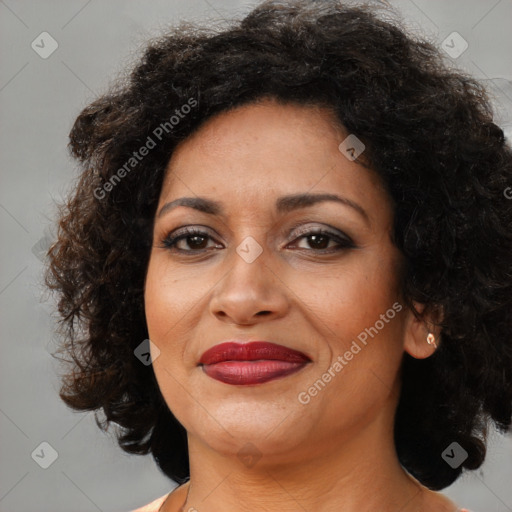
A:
418 487 470 512
130 492 170 512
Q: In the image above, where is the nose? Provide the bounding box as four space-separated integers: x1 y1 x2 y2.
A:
209 244 289 325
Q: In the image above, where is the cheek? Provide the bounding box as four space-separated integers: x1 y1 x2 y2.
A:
144 259 195 419
293 267 404 436
290 251 405 401
290 252 402 340
144 258 192 367
144 258 202 339
144 256 222 384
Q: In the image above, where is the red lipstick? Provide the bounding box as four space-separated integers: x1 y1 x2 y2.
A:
199 341 311 385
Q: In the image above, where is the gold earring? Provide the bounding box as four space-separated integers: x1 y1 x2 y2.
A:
426 332 437 348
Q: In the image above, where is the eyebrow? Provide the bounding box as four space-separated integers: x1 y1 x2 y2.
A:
157 192 369 223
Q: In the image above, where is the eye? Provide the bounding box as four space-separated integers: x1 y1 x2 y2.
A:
160 227 222 253
159 225 355 255
287 226 355 252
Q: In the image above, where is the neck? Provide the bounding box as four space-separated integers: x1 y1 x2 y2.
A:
175 409 429 512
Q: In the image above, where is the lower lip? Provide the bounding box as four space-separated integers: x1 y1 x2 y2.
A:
201 360 308 385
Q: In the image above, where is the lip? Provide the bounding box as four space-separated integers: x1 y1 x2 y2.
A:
199 341 311 385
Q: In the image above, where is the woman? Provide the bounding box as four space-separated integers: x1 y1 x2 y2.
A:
46 1 512 511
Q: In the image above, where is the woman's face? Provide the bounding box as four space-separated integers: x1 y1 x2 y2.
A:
144 98 418 464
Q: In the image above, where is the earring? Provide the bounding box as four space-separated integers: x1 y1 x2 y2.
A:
426 333 437 349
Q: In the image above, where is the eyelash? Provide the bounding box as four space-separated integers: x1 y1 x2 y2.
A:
160 225 355 254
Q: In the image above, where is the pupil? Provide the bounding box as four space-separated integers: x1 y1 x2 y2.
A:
309 234 328 249
185 234 332 250
189 235 206 248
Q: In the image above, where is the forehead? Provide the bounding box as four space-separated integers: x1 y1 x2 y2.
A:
159 99 388 216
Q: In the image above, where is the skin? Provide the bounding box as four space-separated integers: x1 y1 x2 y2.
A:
144 98 459 512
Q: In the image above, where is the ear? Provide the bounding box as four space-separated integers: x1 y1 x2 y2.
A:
403 301 443 359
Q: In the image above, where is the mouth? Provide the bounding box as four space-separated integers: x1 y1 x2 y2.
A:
198 341 311 386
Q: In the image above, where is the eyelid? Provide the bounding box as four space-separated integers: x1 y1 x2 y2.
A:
286 221 354 242
160 222 355 252
159 225 222 250
165 224 218 239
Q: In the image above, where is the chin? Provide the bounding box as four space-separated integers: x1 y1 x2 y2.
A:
186 404 308 453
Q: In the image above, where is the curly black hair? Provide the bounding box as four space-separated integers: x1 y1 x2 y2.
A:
45 0 512 490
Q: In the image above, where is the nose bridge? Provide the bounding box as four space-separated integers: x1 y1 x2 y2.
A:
209 234 288 323
225 234 271 292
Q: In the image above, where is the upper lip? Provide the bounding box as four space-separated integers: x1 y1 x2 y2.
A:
198 341 311 365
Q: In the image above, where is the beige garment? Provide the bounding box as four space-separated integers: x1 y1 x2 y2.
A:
131 492 170 512
129 491 474 512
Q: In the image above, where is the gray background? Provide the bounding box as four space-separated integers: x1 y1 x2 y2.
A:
1 0 511 511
